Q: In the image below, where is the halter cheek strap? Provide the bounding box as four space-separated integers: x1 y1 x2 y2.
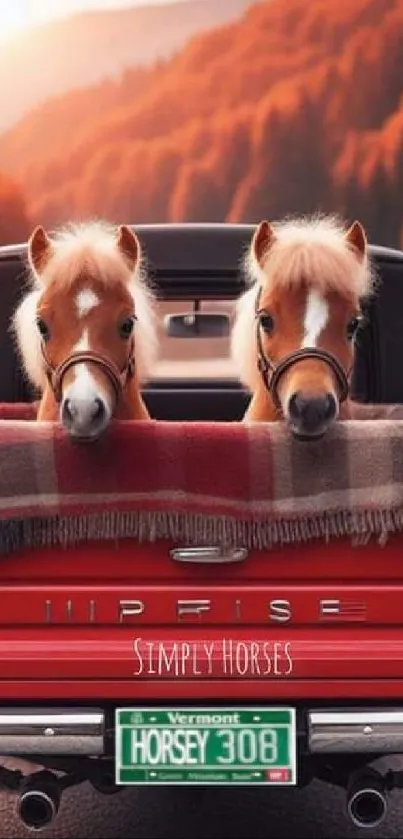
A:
41 342 136 405
255 288 351 409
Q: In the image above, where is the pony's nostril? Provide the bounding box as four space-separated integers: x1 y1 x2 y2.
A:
92 398 105 423
62 399 75 425
288 393 304 421
324 393 337 421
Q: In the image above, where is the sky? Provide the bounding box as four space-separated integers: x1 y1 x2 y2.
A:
0 0 190 41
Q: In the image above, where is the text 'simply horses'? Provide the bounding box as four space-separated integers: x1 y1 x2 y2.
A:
13 221 158 441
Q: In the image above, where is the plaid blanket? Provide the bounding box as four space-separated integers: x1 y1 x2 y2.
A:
1 403 403 555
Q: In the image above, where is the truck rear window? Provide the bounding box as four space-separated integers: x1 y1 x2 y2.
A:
152 299 238 381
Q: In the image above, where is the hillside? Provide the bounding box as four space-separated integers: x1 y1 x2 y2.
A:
1 0 402 248
0 0 255 132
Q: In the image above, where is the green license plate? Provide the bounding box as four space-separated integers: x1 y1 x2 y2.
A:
115 706 297 785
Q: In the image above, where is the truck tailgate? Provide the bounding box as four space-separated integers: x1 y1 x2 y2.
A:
0 535 402 698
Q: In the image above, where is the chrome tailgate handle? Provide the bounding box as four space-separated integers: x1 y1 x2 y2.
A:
169 546 248 564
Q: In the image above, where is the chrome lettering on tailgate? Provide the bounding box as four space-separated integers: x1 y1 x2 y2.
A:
119 601 145 621
39 595 367 625
132 638 293 678
177 600 211 618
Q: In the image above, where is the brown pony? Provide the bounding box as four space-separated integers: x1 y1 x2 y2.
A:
231 214 382 439
13 221 158 441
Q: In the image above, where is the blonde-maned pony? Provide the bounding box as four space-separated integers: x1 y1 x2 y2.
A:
12 221 158 441
231 214 400 438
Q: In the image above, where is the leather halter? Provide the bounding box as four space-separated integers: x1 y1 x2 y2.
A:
41 341 136 405
254 287 350 409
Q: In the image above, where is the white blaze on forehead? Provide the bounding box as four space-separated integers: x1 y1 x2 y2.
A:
73 329 90 353
302 289 329 348
76 288 100 318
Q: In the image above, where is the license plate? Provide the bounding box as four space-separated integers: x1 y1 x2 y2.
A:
115 706 297 785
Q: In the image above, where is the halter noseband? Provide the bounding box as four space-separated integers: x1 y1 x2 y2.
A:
41 342 136 405
255 288 351 409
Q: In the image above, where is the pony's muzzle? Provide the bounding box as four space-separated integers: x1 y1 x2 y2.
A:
287 391 337 439
61 396 109 442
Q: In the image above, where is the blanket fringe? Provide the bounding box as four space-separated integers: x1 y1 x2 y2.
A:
2 506 403 555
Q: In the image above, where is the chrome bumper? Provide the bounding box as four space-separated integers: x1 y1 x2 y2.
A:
1 706 402 758
0 708 104 755
308 709 403 753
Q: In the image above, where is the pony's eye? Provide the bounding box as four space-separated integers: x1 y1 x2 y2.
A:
259 313 275 335
36 317 50 341
119 316 136 339
347 316 362 341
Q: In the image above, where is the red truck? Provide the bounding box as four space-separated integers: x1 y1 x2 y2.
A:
0 223 403 833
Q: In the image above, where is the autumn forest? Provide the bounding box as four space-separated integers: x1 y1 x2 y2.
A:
0 0 402 249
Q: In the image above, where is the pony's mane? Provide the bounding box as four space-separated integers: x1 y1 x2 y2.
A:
231 214 376 391
29 220 145 290
12 220 159 390
245 214 374 297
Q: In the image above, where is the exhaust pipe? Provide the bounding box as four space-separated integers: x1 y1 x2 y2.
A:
347 768 388 829
17 771 60 832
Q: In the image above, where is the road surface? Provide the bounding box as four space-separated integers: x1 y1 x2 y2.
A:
1 757 403 839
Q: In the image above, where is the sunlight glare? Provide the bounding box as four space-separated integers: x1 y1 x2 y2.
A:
0 2 33 43
0 0 190 43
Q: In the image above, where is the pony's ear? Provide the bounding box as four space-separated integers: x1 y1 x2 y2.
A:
345 220 367 261
28 226 53 276
117 224 141 270
252 220 275 266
